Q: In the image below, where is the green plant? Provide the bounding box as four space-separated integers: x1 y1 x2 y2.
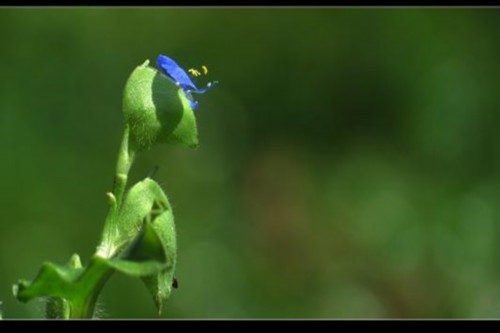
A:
11 55 217 319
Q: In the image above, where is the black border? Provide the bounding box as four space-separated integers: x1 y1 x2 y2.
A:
0 3 499 7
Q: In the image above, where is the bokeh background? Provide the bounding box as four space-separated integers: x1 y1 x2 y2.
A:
1 8 500 318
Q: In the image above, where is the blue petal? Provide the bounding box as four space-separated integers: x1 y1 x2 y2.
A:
189 100 199 110
156 54 198 91
156 54 218 110
187 81 219 95
184 91 199 110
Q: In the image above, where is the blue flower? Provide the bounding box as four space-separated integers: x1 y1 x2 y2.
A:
156 54 217 110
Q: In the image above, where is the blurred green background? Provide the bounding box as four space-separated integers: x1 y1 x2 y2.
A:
1 8 500 318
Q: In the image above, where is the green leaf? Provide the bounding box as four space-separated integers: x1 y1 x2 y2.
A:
109 178 177 313
123 60 199 151
44 254 81 319
108 209 177 313
99 177 173 257
140 209 177 314
13 224 171 318
114 178 177 313
108 217 169 277
15 178 178 317
13 256 109 319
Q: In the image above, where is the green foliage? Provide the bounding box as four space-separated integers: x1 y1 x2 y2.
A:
104 178 177 313
13 217 172 318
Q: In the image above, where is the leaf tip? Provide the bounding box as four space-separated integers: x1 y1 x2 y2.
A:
68 254 82 269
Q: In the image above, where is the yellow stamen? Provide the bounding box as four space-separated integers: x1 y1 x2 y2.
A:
202 65 208 75
188 68 201 77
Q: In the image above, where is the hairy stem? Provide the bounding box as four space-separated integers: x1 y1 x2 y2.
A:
69 126 137 318
98 125 136 258
68 257 114 319
114 124 136 206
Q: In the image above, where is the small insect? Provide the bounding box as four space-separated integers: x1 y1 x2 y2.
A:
172 277 179 289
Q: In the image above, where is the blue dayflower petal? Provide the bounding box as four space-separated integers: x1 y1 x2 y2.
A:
156 54 217 110
189 100 199 110
156 54 198 91
184 91 199 110
187 81 218 95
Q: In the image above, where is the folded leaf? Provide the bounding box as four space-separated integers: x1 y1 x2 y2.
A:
15 178 178 317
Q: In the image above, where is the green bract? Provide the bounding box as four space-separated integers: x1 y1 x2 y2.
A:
123 60 199 151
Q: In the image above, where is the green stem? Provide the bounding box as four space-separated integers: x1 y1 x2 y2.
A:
98 125 136 258
114 124 136 205
68 257 115 319
46 297 70 319
68 125 137 319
